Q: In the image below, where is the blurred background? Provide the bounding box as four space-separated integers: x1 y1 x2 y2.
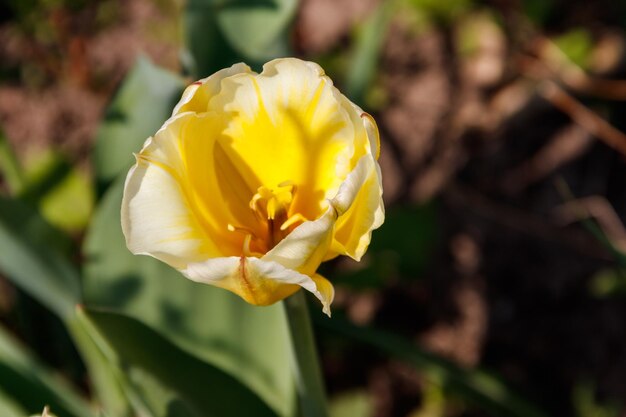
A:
1 0 626 416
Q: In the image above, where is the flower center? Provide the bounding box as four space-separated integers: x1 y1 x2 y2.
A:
228 181 308 256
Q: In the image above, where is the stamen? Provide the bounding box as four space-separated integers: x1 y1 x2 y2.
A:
242 234 263 257
246 180 303 250
227 223 257 238
280 213 308 231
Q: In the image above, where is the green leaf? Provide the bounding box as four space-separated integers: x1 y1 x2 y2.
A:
553 29 594 68
93 56 184 190
183 8 241 77
125 368 197 417
83 177 296 417
85 308 280 417
216 0 297 62
327 204 438 289
0 196 80 319
0 389 28 417
521 0 553 25
0 129 25 194
184 0 298 77
316 316 550 417
345 1 395 104
20 150 94 233
588 268 626 298
572 379 621 417
0 325 94 417
67 312 134 417
409 0 472 23
329 391 373 417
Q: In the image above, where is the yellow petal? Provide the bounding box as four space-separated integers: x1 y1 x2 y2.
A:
263 206 336 276
182 256 334 315
122 142 219 268
311 273 335 316
327 155 384 261
172 63 252 116
360 111 381 160
122 113 251 265
208 58 367 221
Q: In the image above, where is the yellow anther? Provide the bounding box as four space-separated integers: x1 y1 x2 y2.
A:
249 182 296 221
227 224 257 237
245 180 307 250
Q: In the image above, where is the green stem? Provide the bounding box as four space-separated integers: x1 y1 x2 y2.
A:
283 291 329 417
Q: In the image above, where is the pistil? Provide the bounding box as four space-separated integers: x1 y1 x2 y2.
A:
228 181 310 255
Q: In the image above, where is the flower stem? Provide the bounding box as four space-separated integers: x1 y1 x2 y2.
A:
283 290 329 417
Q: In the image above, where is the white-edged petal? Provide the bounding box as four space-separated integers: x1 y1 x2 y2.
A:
263 206 337 276
331 155 375 215
361 112 381 160
328 154 384 261
183 256 334 316
172 63 252 116
122 150 216 269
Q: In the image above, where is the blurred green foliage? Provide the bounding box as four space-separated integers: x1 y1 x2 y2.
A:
329 390 373 417
572 380 621 417
327 204 438 289
93 56 185 191
316 315 550 417
84 177 296 417
553 29 594 68
184 0 298 76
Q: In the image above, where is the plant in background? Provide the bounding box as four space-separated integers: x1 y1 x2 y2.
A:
121 57 384 316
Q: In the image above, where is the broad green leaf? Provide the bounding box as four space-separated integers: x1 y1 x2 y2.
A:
85 308 279 417
0 389 28 417
325 204 438 289
83 177 296 417
125 368 196 417
67 312 134 417
183 6 243 78
345 1 394 103
216 0 297 62
316 316 550 417
0 195 147 416
0 196 80 319
0 325 94 417
20 150 93 233
329 391 373 417
184 0 298 77
93 56 184 189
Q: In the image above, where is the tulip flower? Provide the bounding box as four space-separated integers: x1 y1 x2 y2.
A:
121 58 384 315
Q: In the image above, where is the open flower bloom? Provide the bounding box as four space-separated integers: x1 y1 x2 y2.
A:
121 58 384 316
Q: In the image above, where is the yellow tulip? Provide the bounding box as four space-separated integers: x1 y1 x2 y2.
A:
121 58 384 315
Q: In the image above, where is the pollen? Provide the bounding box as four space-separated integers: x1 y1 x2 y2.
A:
250 181 296 221
247 181 308 249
